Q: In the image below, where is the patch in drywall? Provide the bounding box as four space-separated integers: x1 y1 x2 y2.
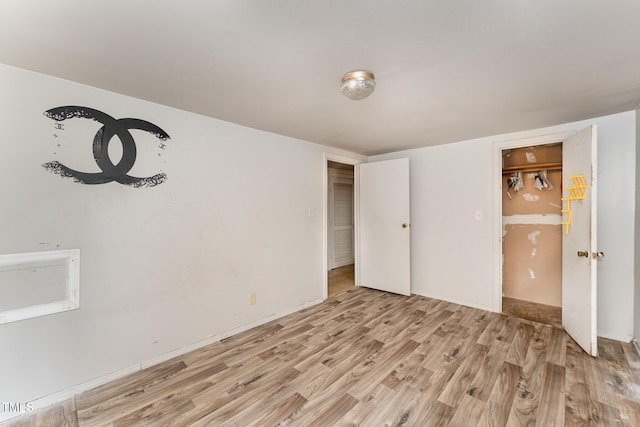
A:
42 106 170 187
501 214 561 238
502 224 561 307
628 383 640 401
502 214 562 226
527 230 541 244
528 268 536 279
525 152 537 163
522 193 540 202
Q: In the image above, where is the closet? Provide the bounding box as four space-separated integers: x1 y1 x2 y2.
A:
501 143 563 326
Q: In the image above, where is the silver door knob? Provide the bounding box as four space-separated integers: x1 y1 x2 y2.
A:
592 251 604 259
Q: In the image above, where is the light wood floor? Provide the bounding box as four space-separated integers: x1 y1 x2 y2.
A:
5 287 640 426
328 264 355 297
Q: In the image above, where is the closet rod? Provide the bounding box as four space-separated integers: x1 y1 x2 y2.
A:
502 161 562 174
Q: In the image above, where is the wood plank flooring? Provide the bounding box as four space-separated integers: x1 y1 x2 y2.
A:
502 297 562 328
4 287 640 426
328 264 355 297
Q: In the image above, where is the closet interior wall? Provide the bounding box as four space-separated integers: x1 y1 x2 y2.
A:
502 143 563 307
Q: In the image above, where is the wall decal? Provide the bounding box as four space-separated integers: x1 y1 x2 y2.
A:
42 106 170 188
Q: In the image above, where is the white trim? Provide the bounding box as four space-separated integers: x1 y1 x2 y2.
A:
0 297 323 424
0 249 80 324
323 153 362 301
0 364 139 423
411 290 493 312
140 298 322 369
597 331 633 343
492 131 576 313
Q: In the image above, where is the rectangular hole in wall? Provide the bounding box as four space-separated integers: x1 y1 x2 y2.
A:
0 249 80 324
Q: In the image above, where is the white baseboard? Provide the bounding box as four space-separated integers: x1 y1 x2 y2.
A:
0 298 323 425
411 290 493 312
410 292 635 345
140 298 323 369
0 363 140 424
597 331 633 343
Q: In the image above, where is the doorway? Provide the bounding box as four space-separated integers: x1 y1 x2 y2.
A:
500 143 563 327
327 160 355 297
494 127 598 355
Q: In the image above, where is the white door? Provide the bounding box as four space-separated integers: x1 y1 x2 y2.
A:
562 125 598 356
330 179 354 268
358 158 411 296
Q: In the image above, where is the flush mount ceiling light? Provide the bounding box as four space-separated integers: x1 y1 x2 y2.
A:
341 70 376 100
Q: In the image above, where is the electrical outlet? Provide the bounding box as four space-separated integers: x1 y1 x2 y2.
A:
249 292 256 305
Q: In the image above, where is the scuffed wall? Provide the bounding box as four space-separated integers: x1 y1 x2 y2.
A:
502 145 562 307
635 108 640 344
0 63 364 412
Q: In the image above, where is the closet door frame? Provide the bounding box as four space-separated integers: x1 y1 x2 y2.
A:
323 153 362 301
491 131 574 313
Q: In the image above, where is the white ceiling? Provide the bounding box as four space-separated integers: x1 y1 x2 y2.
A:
2 1 640 155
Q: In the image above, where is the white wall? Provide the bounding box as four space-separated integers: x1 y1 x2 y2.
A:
1 62 636 418
635 108 640 344
0 63 364 411
371 111 636 341
595 112 636 341
371 141 495 309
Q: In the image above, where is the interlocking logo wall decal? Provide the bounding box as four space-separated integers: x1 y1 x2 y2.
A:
42 106 170 188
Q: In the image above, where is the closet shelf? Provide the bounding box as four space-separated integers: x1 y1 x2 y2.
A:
502 161 562 174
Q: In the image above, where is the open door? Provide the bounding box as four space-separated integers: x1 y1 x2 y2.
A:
562 125 598 356
358 158 411 296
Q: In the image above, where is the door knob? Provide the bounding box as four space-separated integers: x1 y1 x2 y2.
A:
577 250 589 258
592 251 604 259
402 223 409 228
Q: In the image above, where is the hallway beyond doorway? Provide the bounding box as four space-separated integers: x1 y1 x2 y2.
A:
328 264 354 297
